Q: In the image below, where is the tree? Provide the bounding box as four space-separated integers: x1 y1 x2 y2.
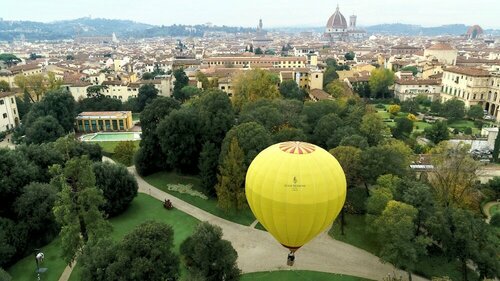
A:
493 128 500 163
339 134 369 149
441 99 465 121
14 72 61 102
430 99 442 114
325 80 350 98
14 183 59 249
273 127 307 143
360 140 412 185
193 90 234 145
360 113 389 146
232 69 280 111
366 187 393 216
198 142 220 197
0 149 38 217
323 67 339 87
79 238 117 281
392 117 413 139
0 218 16 267
141 72 154 80
216 138 246 211
136 83 159 112
344 51 355 60
17 142 64 182
375 201 430 281
401 66 418 76
0 81 9 92
52 135 103 162
157 108 202 173
108 221 180 281
398 179 436 235
369 68 395 98
490 212 500 227
467 104 484 120
136 97 181 175
388 104 401 115
24 88 76 132
181 222 240 281
93 162 138 217
175 85 201 102
279 80 304 100
219 122 272 168
254 47 263 54
0 54 21 66
330 146 362 187
300 100 343 136
428 142 480 209
239 104 284 133
313 113 343 149
400 99 419 114
52 156 111 264
25 115 65 144
113 141 136 166
173 68 189 99
428 207 499 281
424 120 449 144
85 85 108 98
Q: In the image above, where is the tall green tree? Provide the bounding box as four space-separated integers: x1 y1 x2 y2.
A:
52 156 111 264
279 80 304 100
136 83 159 112
0 53 21 66
369 68 395 98
25 115 65 144
181 222 240 281
441 99 465 121
467 104 484 120
392 117 413 139
198 142 220 197
193 89 234 145
232 69 280 111
113 141 136 166
0 81 9 92
24 88 76 132
424 120 449 144
173 68 189 99
93 162 138 217
107 221 180 281
216 138 246 211
375 201 430 281
157 108 202 173
360 113 389 146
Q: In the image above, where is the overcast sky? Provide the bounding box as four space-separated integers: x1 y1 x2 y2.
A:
2 0 499 29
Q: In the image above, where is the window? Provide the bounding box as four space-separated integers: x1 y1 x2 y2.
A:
13 109 16 115
0 100 3 105
119 120 124 130
2 113 6 119
10 98 14 103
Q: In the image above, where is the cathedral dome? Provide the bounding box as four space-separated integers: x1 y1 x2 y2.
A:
326 5 347 29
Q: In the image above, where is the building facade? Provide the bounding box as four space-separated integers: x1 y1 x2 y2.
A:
0 92 19 132
324 5 366 41
76 111 133 133
394 79 441 101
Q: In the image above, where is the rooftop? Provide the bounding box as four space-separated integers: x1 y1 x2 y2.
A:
444 67 490 77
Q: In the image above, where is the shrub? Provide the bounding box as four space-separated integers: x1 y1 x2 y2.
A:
464 127 472 135
113 141 136 166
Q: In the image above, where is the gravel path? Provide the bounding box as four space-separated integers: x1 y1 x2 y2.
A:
128 166 427 281
482 201 499 224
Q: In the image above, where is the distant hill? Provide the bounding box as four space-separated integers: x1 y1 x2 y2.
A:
0 18 254 41
0 18 498 41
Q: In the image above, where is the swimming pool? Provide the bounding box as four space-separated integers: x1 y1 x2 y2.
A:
80 132 141 142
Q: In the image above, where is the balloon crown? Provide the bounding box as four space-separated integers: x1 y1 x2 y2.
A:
279 141 316 155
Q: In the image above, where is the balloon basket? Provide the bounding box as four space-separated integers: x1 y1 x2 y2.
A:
287 252 295 266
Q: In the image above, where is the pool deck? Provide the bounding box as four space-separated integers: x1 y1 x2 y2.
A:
79 132 142 142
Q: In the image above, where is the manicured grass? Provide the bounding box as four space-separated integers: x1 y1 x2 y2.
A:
377 110 391 119
8 237 67 281
490 204 500 215
95 140 140 154
144 171 256 226
414 121 432 131
10 194 199 281
241 270 374 281
329 214 380 254
329 214 477 281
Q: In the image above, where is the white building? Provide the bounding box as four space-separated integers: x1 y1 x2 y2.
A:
0 92 19 132
424 43 458 66
394 79 442 101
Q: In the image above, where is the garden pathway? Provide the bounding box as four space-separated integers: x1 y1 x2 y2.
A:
129 166 428 281
482 201 499 224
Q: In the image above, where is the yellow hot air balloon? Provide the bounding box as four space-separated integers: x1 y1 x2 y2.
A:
245 141 346 263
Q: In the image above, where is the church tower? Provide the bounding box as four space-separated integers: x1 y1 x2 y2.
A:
349 15 357 30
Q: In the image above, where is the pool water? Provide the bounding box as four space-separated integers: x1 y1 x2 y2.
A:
80 132 141 142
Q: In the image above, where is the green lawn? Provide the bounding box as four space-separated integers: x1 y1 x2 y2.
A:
414 121 432 131
144 171 256 226
95 140 140 154
241 270 374 281
329 214 477 281
8 237 68 281
490 204 500 215
10 194 199 281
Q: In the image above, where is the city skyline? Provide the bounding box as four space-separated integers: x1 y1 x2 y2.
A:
2 0 499 29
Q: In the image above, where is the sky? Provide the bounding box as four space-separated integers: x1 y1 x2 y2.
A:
1 0 499 29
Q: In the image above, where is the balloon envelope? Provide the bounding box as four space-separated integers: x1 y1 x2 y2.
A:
245 141 346 251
